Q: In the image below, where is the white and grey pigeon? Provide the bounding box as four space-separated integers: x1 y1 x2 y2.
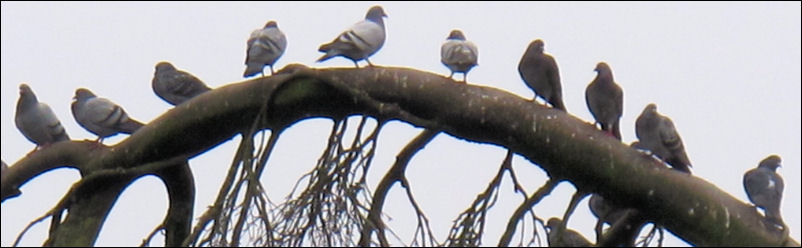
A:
744 154 785 228
317 5 387 68
71 88 144 143
153 61 211 106
15 84 70 149
243 20 287 77
635 103 692 174
440 29 478 83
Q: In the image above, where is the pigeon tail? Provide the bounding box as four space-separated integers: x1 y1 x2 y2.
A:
611 121 622 141
119 120 145 134
316 52 336 63
667 158 692 174
243 64 264 78
550 98 567 112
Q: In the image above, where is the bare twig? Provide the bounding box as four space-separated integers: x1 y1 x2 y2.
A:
139 224 164 247
359 129 440 246
497 179 557 247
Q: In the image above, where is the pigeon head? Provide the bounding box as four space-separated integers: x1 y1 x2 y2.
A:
447 29 466 40
642 103 658 115
758 155 782 171
19 84 34 98
595 62 611 73
527 39 545 54
365 5 387 24
17 83 38 110
155 61 176 73
74 88 97 101
594 62 614 80
545 218 562 230
264 20 278 29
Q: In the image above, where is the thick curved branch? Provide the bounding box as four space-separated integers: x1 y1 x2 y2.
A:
154 162 195 247
3 64 796 246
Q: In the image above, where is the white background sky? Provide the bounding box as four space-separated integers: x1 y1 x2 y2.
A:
1 2 800 247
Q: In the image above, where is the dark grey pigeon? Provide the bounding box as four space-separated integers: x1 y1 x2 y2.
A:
588 194 628 242
244 20 287 77
72 88 144 143
15 84 70 149
585 62 623 140
153 62 211 106
744 155 785 228
440 29 478 83
518 39 566 111
317 5 387 68
635 103 692 174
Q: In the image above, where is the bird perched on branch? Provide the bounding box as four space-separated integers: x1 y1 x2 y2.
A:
441 29 478 83
244 20 287 77
744 154 785 230
72 88 144 143
153 61 211 106
546 217 593 247
518 39 566 111
635 103 692 174
317 5 387 68
15 83 70 151
585 62 623 140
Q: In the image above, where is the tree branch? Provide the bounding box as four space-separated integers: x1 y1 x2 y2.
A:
3 64 796 246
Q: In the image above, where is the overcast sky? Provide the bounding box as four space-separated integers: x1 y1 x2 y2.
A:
2 2 800 247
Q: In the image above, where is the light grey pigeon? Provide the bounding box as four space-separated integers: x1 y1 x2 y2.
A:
585 62 623 140
635 103 692 174
317 5 387 68
546 217 593 247
243 20 287 77
518 39 566 112
744 154 785 228
440 29 478 83
71 88 144 143
153 62 211 106
15 84 70 149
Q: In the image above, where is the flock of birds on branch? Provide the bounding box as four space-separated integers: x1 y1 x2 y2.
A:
5 5 787 245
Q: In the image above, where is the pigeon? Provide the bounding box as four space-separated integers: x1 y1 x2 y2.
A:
317 5 387 68
153 62 211 106
440 29 478 83
588 194 628 242
546 217 593 247
71 88 144 143
635 103 692 174
15 84 70 149
744 154 785 228
243 20 287 77
518 39 566 112
585 62 623 140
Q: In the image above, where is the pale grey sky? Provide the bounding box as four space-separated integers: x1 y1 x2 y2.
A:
1 2 800 247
